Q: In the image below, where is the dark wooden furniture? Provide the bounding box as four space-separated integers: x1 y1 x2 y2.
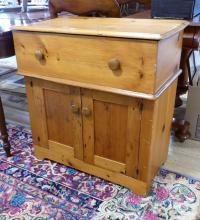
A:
177 23 200 106
130 9 200 142
0 11 51 157
49 0 135 18
173 23 200 141
0 97 11 157
0 30 15 58
0 13 15 157
0 12 50 57
139 0 151 8
49 0 119 18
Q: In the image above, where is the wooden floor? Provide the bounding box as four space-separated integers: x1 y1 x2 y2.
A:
166 94 200 179
166 138 200 179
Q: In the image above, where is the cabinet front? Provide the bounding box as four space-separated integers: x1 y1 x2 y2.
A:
25 78 83 161
81 89 142 178
26 78 142 178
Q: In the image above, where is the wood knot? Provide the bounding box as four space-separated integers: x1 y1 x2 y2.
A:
20 44 25 49
140 57 144 66
139 70 144 79
162 124 166 132
57 56 60 61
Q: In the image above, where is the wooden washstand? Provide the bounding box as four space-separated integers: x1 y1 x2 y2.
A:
12 17 188 196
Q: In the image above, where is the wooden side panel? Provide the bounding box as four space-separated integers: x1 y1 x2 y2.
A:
138 80 178 186
14 32 157 94
82 89 141 177
155 32 183 92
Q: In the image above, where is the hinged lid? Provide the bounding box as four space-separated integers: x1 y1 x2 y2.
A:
12 17 188 40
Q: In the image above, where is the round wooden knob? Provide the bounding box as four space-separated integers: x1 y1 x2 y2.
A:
71 104 80 114
35 48 45 62
108 58 121 71
82 107 91 117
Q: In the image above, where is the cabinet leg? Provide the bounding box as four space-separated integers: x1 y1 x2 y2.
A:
35 156 45 160
175 48 192 108
34 151 45 161
0 97 11 157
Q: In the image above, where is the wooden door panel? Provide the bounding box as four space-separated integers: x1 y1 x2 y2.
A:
26 77 83 160
44 89 74 146
43 83 83 160
94 100 128 163
82 89 141 177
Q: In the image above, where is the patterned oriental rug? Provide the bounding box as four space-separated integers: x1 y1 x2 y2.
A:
0 124 200 220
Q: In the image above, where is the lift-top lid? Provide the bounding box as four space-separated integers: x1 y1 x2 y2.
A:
12 16 188 40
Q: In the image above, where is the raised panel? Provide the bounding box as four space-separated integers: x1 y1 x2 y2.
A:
43 84 83 160
82 89 141 176
26 77 83 160
94 100 128 163
44 89 74 146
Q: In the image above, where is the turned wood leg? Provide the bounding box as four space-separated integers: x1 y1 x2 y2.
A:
175 48 192 107
0 97 11 157
173 48 192 142
49 1 58 18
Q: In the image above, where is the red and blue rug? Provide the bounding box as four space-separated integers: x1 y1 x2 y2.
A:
0 124 200 219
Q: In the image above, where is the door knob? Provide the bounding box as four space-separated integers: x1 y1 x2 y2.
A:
35 48 45 62
71 104 80 114
108 58 121 71
82 107 91 117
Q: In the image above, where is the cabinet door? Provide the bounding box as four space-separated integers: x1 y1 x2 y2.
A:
25 77 83 160
81 89 141 178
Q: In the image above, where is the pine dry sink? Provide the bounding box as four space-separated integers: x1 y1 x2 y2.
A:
12 17 188 196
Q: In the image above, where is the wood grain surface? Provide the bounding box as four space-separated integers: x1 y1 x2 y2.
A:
12 17 188 40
